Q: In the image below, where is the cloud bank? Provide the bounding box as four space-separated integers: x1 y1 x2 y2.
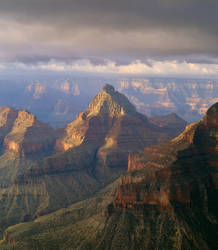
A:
2 59 217 77
0 0 217 76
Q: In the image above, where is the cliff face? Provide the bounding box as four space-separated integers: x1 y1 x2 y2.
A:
0 107 56 235
118 79 218 123
100 102 218 249
24 80 89 128
0 107 18 145
0 107 55 158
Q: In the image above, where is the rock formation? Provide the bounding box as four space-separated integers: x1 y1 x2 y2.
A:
0 107 55 158
1 98 218 250
55 84 170 171
118 79 218 123
101 102 218 249
0 85 171 237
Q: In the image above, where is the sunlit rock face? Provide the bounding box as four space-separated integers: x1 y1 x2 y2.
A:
0 107 18 143
87 84 136 117
55 84 169 156
0 107 55 158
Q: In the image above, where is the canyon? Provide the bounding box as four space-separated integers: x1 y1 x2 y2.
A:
0 85 184 239
0 85 217 249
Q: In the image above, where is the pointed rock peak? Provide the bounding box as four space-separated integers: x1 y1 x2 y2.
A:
102 84 115 94
87 84 136 117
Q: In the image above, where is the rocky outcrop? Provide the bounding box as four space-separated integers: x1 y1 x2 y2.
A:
102 102 218 249
172 121 200 144
0 107 55 158
203 102 218 128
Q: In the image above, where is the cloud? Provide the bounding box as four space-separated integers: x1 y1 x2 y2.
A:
10 59 218 77
0 0 217 66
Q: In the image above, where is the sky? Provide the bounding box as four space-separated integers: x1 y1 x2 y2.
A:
0 0 218 77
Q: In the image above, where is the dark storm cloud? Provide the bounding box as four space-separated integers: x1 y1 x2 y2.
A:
0 0 216 29
0 0 218 64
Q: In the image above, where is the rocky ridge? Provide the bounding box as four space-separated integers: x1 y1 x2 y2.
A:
101 102 218 249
